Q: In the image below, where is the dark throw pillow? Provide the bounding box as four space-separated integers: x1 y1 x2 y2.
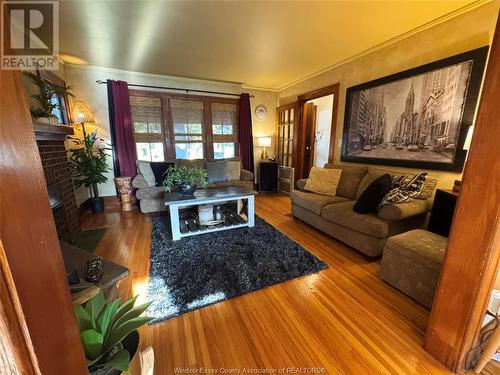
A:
353 173 392 214
150 162 174 187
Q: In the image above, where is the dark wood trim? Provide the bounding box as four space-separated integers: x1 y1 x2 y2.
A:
203 100 214 160
0 240 41 375
128 89 239 161
38 69 71 125
424 15 500 372
33 122 74 141
1 70 88 374
297 83 340 164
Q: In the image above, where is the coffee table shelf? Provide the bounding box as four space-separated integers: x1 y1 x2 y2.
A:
165 187 256 241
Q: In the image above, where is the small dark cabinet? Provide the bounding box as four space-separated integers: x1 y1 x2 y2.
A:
259 161 278 193
427 189 458 237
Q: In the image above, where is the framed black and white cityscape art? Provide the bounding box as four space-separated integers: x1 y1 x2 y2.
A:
341 47 488 171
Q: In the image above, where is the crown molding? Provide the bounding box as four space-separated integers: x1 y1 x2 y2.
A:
277 0 492 92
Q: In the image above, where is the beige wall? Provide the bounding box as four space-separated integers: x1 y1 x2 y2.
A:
64 64 278 202
278 2 499 190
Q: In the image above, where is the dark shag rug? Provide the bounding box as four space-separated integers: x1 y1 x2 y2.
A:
146 216 327 324
72 228 107 253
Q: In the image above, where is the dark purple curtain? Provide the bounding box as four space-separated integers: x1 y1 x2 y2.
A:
107 80 137 177
238 93 254 172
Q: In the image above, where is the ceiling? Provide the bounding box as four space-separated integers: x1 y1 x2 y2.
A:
59 0 480 90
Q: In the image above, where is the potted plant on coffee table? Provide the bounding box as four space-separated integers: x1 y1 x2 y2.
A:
69 130 111 213
163 165 208 196
23 71 73 125
74 291 153 375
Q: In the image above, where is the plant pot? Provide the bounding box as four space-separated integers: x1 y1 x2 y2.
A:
91 198 104 213
35 115 59 126
89 330 139 375
180 184 196 196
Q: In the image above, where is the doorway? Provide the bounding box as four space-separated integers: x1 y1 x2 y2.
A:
296 83 340 179
307 94 334 168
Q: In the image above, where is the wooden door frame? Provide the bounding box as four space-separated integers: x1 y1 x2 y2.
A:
424 13 500 373
0 70 88 374
297 83 340 165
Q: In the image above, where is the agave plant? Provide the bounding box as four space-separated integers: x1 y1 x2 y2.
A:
74 292 153 373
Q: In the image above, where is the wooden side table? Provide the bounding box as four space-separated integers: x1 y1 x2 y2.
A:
427 189 458 237
259 161 278 193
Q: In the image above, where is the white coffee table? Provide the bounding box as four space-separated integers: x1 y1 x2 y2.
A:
164 186 256 241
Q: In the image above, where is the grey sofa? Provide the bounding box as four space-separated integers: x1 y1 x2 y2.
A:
132 158 254 213
291 164 437 258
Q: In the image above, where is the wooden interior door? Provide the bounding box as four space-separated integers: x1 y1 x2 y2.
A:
276 103 300 192
297 102 317 179
0 70 88 374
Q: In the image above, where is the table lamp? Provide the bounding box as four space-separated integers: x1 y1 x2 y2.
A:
258 137 272 160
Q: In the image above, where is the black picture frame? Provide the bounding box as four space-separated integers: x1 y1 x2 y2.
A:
341 46 488 172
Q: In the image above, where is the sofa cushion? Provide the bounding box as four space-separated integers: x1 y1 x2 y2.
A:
150 162 175 186
175 159 206 169
322 201 388 238
137 161 156 187
135 186 165 200
377 199 430 220
354 174 392 213
206 160 241 184
210 180 253 189
380 172 428 207
384 229 447 271
417 177 438 199
356 167 437 200
325 164 368 200
290 190 349 215
304 167 342 196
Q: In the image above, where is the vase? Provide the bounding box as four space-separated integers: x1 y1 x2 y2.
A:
180 184 196 196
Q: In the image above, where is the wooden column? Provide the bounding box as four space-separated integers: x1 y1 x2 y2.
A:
424 13 500 372
0 70 88 373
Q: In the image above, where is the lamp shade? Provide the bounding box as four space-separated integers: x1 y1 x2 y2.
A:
258 136 272 147
463 125 474 151
72 101 94 123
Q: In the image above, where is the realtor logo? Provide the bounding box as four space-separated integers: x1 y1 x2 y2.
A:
1 1 59 70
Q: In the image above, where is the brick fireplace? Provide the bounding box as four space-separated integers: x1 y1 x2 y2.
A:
34 123 80 241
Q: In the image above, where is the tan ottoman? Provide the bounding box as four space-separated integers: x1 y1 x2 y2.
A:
379 229 447 308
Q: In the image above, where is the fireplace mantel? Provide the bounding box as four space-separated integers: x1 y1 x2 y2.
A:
33 122 74 141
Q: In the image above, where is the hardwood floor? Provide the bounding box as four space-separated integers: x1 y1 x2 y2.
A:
82 194 494 375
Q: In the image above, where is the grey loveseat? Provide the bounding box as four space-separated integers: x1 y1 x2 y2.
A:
291 164 437 258
132 158 254 213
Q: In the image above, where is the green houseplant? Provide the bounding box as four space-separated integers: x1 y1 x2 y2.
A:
163 165 208 195
23 71 73 123
74 292 153 375
69 130 111 213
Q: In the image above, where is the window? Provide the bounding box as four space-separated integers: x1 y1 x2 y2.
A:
130 96 165 161
39 70 70 125
212 103 238 159
170 100 205 160
129 91 239 161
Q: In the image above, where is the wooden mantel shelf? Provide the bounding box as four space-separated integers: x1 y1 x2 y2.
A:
33 122 74 141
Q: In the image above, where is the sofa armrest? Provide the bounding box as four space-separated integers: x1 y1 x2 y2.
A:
240 169 254 182
132 174 151 189
377 199 431 221
296 179 308 192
